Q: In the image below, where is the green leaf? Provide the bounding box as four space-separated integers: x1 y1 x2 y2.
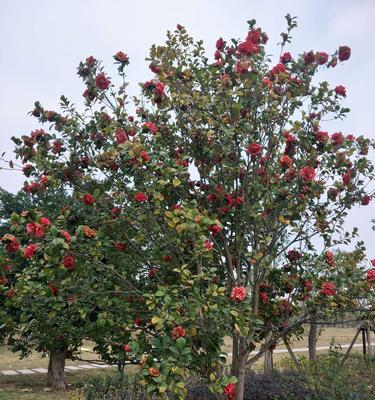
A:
176 337 186 351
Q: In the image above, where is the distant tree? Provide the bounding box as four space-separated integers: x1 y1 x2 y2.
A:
0 189 34 235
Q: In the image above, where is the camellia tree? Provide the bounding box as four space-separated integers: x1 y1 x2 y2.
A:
0 188 107 389
2 15 375 399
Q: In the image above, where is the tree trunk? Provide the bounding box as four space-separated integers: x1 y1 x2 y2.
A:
231 334 239 377
263 349 273 373
308 314 317 361
235 355 246 400
47 349 67 390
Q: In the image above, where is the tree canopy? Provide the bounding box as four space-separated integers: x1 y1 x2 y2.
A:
1 16 374 399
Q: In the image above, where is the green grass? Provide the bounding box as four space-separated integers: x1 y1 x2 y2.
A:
0 369 114 400
0 341 100 371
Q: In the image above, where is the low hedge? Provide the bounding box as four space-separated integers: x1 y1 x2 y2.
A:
80 353 375 400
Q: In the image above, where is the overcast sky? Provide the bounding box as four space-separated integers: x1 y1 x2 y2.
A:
0 0 374 253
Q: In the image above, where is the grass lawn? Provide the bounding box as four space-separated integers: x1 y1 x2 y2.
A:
0 369 114 400
0 341 100 371
222 326 364 355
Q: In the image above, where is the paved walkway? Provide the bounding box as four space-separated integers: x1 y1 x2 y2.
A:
0 343 365 376
0 363 114 376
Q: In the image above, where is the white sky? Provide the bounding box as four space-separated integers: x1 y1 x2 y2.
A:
0 0 374 253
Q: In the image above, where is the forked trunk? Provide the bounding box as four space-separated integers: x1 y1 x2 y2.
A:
47 349 67 390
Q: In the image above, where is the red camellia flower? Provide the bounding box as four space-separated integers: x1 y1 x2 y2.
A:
83 193 95 206
86 56 95 67
5 241 20 253
304 280 313 292
316 52 328 65
315 131 329 144
148 268 157 278
208 224 222 235
30 128 45 139
224 383 235 400
338 46 351 61
140 150 150 162
134 192 148 203
238 39 259 55
149 63 162 74
0 276 8 285
287 249 302 261
143 121 158 134
321 282 336 296
48 283 59 297
334 85 346 96
22 164 33 177
304 51 316 65
115 128 128 144
236 60 250 74
40 175 48 188
207 193 216 203
95 73 110 90
34 224 46 238
114 51 129 63
362 195 371 206
230 286 247 302
110 207 121 219
163 255 172 262
260 292 268 304
270 63 286 77
280 52 292 64
280 155 292 168
154 82 165 98
26 222 45 238
203 240 213 251
327 188 338 201
246 143 262 157
40 217 51 226
114 242 127 252
26 222 36 235
331 132 344 146
123 344 132 352
134 315 142 326
171 325 186 340
342 170 351 185
24 182 39 194
300 166 316 181
60 230 71 241
216 37 225 51
23 243 38 259
263 77 273 88
143 80 165 97
326 251 335 267
62 255 75 270
366 270 375 282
